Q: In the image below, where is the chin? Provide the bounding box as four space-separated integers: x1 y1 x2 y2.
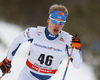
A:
53 33 59 35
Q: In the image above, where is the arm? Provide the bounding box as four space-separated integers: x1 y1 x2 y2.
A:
0 27 36 74
6 27 36 60
70 35 82 69
66 34 82 69
71 48 82 69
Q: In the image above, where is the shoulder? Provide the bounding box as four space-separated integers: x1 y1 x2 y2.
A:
36 26 46 33
24 26 46 38
60 30 73 45
24 27 37 39
26 26 46 33
37 26 46 29
26 27 37 31
61 30 73 38
24 27 37 33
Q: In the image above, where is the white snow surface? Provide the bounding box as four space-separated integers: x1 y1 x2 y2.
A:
0 21 96 80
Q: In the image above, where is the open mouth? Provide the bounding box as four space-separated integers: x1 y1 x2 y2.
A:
54 29 58 32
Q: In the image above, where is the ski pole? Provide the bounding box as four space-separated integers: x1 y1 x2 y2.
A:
0 72 6 79
62 47 74 80
0 68 11 79
62 34 78 80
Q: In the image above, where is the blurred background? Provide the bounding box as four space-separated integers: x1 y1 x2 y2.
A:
0 0 100 80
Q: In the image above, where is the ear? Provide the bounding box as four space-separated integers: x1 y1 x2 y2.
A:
47 19 49 23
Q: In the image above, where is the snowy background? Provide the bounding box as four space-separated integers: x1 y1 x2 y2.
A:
0 21 96 80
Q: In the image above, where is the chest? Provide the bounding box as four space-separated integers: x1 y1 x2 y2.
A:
32 28 68 55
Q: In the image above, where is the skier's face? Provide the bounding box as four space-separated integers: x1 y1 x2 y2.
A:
47 18 65 35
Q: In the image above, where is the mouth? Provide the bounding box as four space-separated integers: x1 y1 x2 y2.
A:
54 29 59 33
54 29 58 31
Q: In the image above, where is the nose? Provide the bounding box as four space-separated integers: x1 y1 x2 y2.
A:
55 23 59 25
55 23 60 27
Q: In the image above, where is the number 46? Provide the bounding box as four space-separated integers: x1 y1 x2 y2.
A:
38 54 53 66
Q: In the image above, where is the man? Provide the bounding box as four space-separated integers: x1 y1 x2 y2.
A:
0 4 82 80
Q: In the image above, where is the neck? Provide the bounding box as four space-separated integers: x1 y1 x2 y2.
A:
45 27 59 40
47 27 54 35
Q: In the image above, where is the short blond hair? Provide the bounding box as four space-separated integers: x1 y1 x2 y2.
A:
49 4 68 16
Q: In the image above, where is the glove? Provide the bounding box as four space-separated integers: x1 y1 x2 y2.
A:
71 34 81 50
0 58 12 73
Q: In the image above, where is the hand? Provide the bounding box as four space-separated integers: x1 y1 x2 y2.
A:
0 58 12 73
71 34 81 50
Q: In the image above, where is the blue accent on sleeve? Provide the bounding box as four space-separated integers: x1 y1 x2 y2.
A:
27 28 30 31
26 32 29 38
30 71 51 80
65 45 69 56
28 39 33 43
79 50 82 58
71 58 73 62
12 43 21 56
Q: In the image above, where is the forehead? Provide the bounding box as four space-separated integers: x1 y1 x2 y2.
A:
49 11 66 21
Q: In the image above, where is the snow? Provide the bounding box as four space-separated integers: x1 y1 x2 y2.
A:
0 21 96 80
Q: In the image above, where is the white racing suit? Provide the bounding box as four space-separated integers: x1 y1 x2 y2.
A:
6 26 82 80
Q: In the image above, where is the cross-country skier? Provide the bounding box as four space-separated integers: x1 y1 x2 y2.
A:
0 4 82 80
